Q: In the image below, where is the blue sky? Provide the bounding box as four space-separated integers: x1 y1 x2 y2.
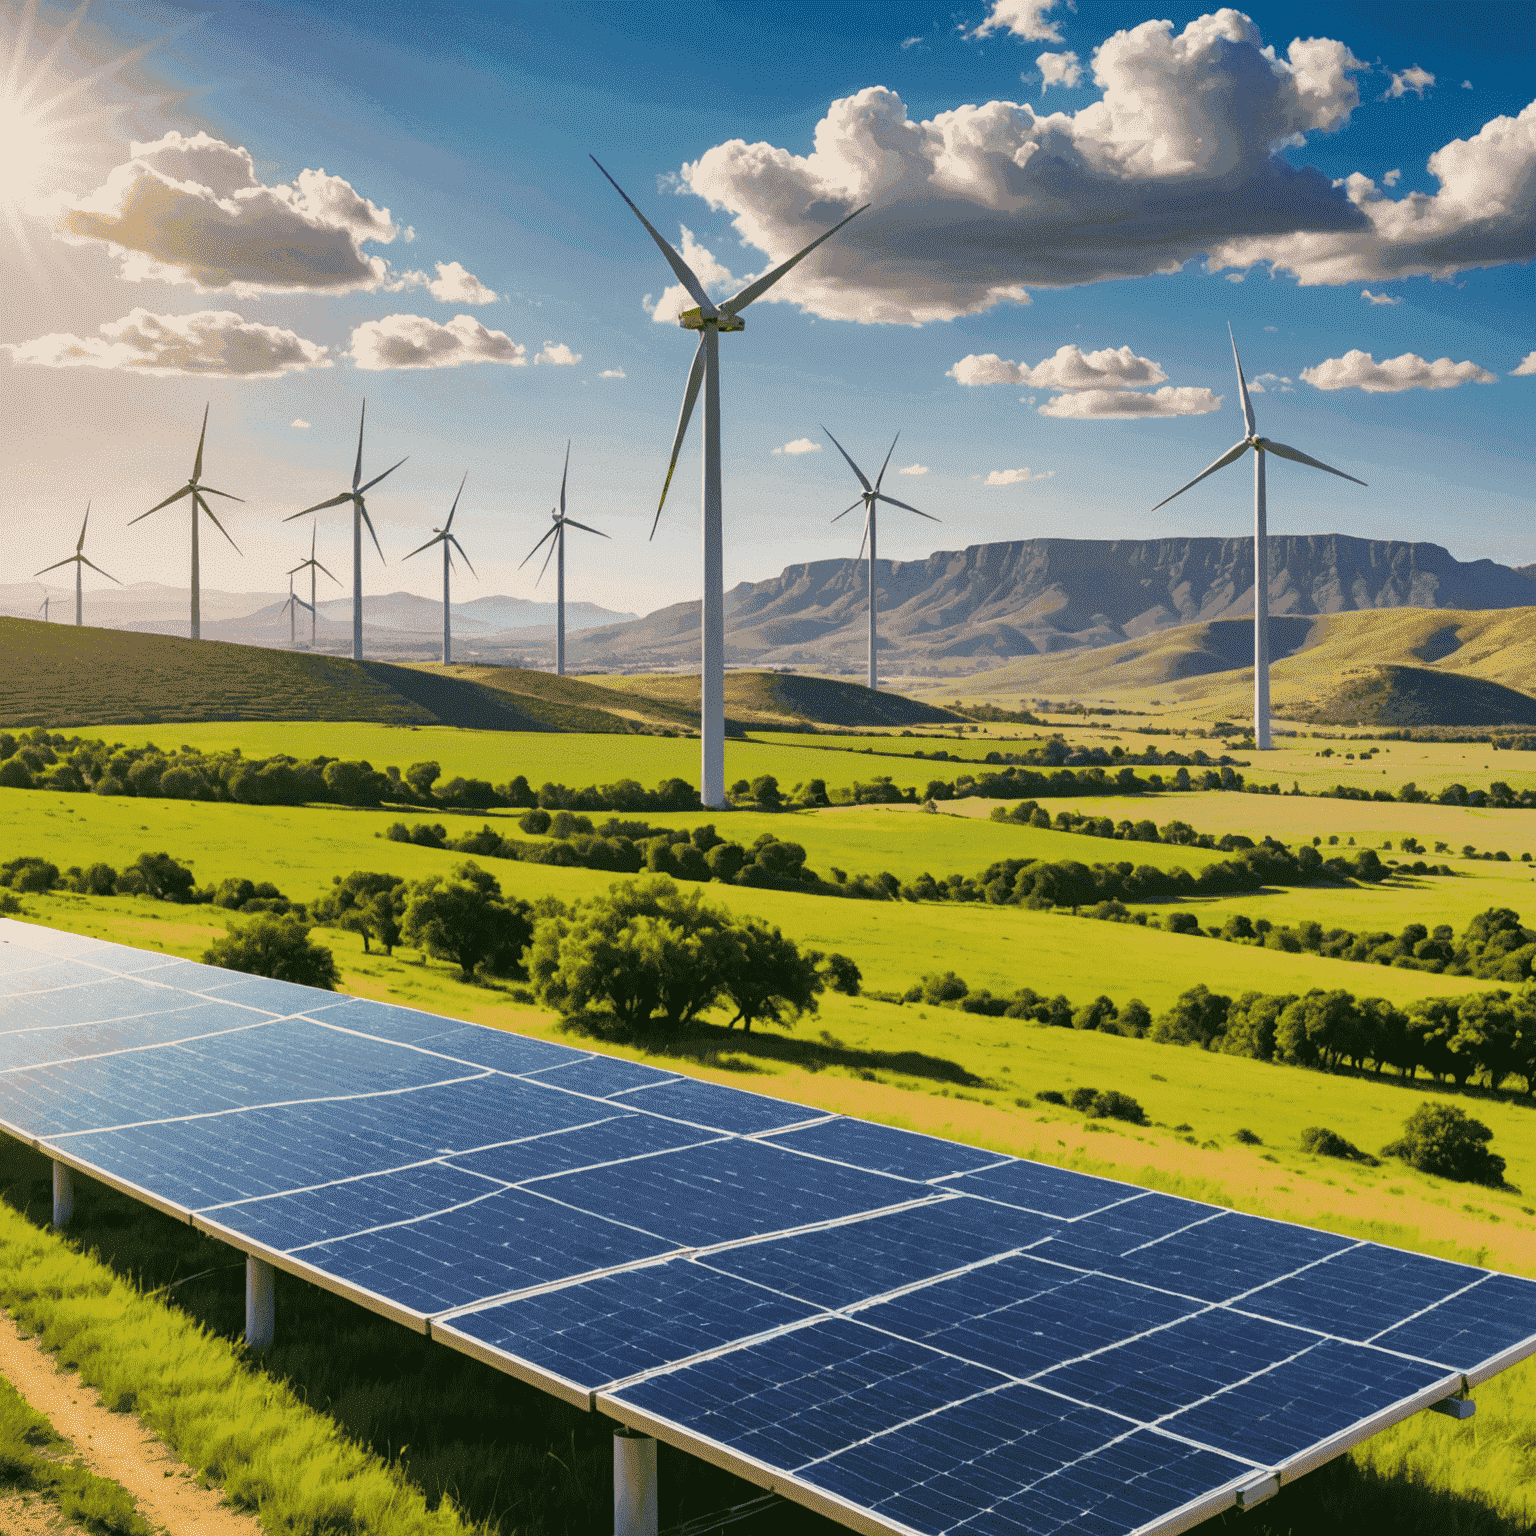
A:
2 0 1532 615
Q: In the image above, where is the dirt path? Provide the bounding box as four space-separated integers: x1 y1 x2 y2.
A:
0 1306 264 1536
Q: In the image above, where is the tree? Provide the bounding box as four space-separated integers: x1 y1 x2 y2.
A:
749 774 783 810
315 872 407 953
204 914 338 989
403 862 534 979
405 760 441 799
819 952 861 996
1 857 59 893
720 921 822 1033
1451 992 1521 1088
1151 985 1230 1047
1072 995 1118 1031
1383 1103 1505 1186
119 852 196 902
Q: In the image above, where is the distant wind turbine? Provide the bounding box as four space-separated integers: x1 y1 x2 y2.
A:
129 405 242 639
37 596 50 623
592 156 867 807
287 526 340 650
1151 328 1366 750
35 504 122 627
823 429 938 692
404 472 476 666
280 574 313 647
518 444 606 677
285 401 406 661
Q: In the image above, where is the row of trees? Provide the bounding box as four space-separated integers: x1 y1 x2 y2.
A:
2 854 299 913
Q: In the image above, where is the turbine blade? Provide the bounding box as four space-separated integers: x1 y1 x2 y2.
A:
654 335 705 535
590 155 716 317
197 493 242 554
856 509 871 564
1229 324 1256 439
402 533 443 561
131 484 193 521
1149 439 1251 512
518 523 559 570
196 485 244 502
830 497 865 523
360 456 407 495
719 202 870 317
822 425 872 493
444 469 467 530
286 491 352 520
76 501 90 551
535 529 558 586
875 432 900 491
353 399 366 489
193 402 209 482
286 560 307 576
562 517 610 539
33 556 75 575
315 560 342 585
1261 439 1368 487
359 500 387 562
79 556 122 584
449 535 477 578
876 492 939 521
559 441 570 516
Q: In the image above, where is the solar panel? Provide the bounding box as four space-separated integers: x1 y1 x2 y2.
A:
3 917 1533 1536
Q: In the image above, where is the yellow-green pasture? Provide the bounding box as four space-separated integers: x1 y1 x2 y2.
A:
0 787 1498 1012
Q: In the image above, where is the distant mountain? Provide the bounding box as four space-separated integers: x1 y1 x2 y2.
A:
568 535 1536 676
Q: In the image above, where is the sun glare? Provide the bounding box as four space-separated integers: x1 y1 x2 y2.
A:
0 89 54 210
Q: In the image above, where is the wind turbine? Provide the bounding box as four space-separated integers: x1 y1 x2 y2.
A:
280 574 313 647
823 429 938 692
37 596 50 623
35 504 121 627
518 444 607 677
288 526 340 649
404 472 476 666
285 401 405 661
592 156 867 807
130 405 242 639
1151 329 1366 750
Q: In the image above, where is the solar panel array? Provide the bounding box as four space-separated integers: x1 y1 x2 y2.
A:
3 918 1533 1536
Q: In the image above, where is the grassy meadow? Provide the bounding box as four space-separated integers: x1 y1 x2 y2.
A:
8 721 1536 1534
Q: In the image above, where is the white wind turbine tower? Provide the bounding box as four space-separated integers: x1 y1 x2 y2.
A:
404 472 476 666
35 504 121 626
518 444 607 677
592 156 867 807
823 429 938 692
1151 328 1366 750
286 401 406 661
287 526 340 649
130 405 242 639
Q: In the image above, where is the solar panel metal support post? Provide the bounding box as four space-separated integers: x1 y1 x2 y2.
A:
51 1161 72 1227
245 1256 275 1352
613 1427 657 1536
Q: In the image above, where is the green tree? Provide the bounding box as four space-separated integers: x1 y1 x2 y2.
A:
405 760 442 799
1151 985 1230 1047
1450 992 1521 1089
1383 1103 1505 1186
818 952 862 996
403 862 534 979
315 872 407 954
204 915 338 990
749 774 783 810
720 921 822 1033
119 852 196 902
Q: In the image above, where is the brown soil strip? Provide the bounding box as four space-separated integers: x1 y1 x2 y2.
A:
0 1306 263 1536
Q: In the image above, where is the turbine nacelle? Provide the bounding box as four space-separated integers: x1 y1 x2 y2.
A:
678 307 744 333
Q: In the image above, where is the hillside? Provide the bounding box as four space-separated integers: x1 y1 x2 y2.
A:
566 535 1536 675
933 606 1536 728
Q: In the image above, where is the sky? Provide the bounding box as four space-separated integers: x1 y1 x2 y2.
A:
1 0 1532 619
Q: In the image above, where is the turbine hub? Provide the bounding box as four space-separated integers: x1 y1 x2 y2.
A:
678 306 744 333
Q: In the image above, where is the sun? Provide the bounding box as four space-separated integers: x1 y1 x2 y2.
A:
0 89 57 211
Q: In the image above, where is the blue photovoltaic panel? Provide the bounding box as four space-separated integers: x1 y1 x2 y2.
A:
3 919 1534 1536
762 1117 1007 1183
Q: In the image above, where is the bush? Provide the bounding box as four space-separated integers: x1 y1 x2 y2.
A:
203 915 338 989
1233 1128 1263 1145
117 852 196 902
1299 1126 1377 1164
1068 1087 1099 1112
1 857 58 893
1383 1103 1506 1186
1035 1090 1066 1105
819 952 862 995
1088 1090 1146 1124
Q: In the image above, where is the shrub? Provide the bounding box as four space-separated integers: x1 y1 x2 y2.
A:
1068 1087 1099 1111
914 971 968 1004
1 857 58 893
819 952 862 995
1035 1090 1066 1105
118 852 196 902
1299 1126 1377 1164
1088 1090 1146 1124
203 915 338 990
1233 1128 1262 1145
1383 1103 1506 1186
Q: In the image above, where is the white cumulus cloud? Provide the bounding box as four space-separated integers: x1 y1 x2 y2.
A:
1 308 331 376
291 418 310 428
1036 50 1081 92
1385 65 1435 100
1360 288 1401 305
1039 386 1221 418
48 130 405 295
983 466 1054 485
1249 372 1294 394
428 260 498 304
899 463 929 476
949 344 1167 391
351 313 527 371
534 340 581 366
1300 349 1497 391
772 438 822 455
643 227 741 324
599 367 626 379
1512 351 1536 376
1382 169 1402 187
972 0 1074 43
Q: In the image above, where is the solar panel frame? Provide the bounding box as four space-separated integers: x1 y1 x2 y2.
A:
3 919 1531 1536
